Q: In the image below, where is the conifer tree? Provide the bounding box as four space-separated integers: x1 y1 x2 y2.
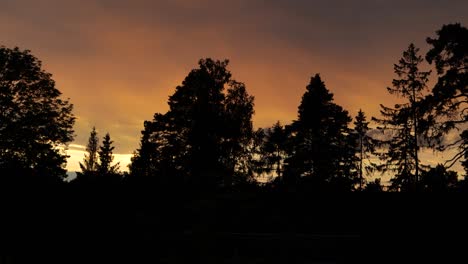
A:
353 110 377 190
424 24 468 173
373 44 430 191
286 74 356 190
97 133 120 175
78 127 99 177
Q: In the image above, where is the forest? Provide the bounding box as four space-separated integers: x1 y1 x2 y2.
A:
1 23 467 263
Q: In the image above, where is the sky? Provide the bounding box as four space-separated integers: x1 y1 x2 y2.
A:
1 0 467 174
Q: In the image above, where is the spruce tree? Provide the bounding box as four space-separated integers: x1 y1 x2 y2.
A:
373 44 430 191
286 74 356 190
78 127 99 177
97 133 120 176
353 110 377 190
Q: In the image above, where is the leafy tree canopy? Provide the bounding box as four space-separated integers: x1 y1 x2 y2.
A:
0 46 75 179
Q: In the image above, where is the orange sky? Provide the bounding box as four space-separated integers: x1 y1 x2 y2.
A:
1 0 467 172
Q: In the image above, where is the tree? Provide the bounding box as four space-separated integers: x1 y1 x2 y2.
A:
373 44 430 191
260 121 289 181
129 121 159 179
78 127 99 177
421 164 458 192
0 46 75 179
130 114 184 186
97 133 120 176
220 80 255 186
424 23 468 172
130 58 255 189
285 74 356 190
353 110 377 190
376 106 414 191
364 178 383 192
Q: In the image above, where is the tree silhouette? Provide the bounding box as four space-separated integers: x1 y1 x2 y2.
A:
130 58 255 189
97 133 120 176
220 80 256 186
0 46 75 180
129 121 159 179
373 44 430 191
424 23 468 172
353 110 377 190
364 178 383 192
421 164 458 192
130 114 184 186
78 127 99 178
260 121 289 181
285 74 356 191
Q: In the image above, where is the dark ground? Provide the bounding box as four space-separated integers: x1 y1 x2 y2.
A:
1 184 467 263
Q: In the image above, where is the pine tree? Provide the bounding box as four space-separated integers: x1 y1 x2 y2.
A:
97 133 120 176
285 74 356 190
353 110 377 190
373 44 430 191
424 24 468 173
78 127 99 177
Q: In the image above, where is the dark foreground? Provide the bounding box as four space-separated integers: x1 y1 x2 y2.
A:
1 184 467 263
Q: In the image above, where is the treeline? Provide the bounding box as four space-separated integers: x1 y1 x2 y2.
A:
1 23 467 193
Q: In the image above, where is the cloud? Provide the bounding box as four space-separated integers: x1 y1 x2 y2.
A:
69 144 86 151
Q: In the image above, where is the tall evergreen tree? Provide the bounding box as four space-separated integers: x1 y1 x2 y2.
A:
78 127 99 177
353 110 377 190
285 74 356 190
373 44 430 191
97 133 120 175
374 106 414 191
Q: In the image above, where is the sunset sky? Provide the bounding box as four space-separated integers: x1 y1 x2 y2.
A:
1 0 467 173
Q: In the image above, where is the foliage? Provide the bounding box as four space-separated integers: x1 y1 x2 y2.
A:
97 133 120 175
0 46 75 179
424 23 468 172
259 121 289 181
421 164 458 192
353 110 378 190
130 59 255 189
78 127 99 178
364 178 383 192
373 44 430 191
285 74 357 190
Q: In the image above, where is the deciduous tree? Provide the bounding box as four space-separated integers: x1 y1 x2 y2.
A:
0 46 75 179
